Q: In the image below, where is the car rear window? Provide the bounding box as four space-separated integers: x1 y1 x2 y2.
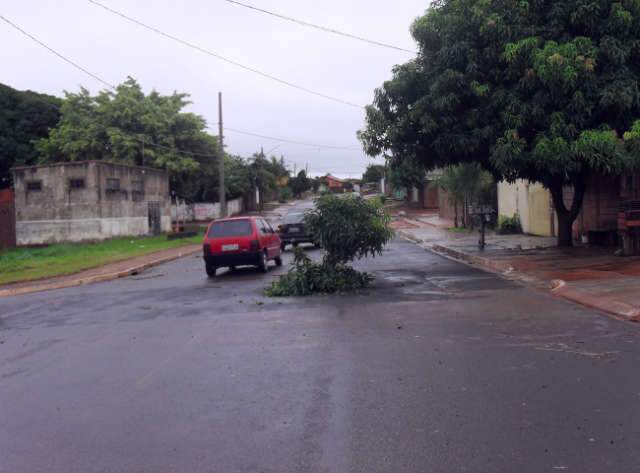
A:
283 213 304 225
208 219 253 238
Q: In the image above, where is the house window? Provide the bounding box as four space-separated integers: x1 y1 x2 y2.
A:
106 178 120 191
27 181 42 192
69 178 86 189
131 179 145 201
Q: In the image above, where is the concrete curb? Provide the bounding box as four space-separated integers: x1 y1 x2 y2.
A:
551 283 640 322
0 246 201 299
429 243 515 274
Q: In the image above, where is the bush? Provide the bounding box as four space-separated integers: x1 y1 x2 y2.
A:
305 194 394 265
497 214 523 234
266 194 394 297
265 248 373 296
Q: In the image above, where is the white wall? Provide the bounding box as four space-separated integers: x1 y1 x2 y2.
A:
172 197 245 223
16 217 150 245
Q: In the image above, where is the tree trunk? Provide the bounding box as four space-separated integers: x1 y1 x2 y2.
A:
454 202 458 228
549 180 586 248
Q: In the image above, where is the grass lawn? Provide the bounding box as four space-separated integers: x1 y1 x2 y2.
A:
0 233 203 286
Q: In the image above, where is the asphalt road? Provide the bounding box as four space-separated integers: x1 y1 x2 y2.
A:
1 210 640 472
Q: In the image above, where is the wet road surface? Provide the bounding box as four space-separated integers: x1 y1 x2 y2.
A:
1 232 640 472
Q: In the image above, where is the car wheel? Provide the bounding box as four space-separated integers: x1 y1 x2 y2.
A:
258 251 269 273
275 256 283 267
205 264 217 278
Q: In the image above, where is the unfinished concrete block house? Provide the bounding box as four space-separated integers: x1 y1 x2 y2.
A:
12 161 171 245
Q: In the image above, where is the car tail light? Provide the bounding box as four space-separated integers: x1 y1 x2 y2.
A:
249 239 259 251
203 243 211 256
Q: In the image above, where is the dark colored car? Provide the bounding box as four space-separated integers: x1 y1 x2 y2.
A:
277 212 319 251
202 217 282 277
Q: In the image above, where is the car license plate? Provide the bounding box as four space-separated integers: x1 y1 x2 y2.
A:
289 227 300 233
222 244 239 251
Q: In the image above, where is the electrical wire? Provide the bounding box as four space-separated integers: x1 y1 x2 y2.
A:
87 0 364 109
1 14 365 158
224 0 416 54
224 127 362 151
0 14 116 89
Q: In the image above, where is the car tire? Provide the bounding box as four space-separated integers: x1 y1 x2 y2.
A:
258 251 269 273
205 264 217 278
275 256 283 267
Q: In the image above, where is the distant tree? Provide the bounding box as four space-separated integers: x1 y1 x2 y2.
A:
388 156 425 192
290 169 311 197
0 83 61 188
224 155 254 199
362 164 386 183
438 163 494 228
361 0 640 246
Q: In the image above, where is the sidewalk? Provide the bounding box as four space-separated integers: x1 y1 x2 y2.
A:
393 208 640 322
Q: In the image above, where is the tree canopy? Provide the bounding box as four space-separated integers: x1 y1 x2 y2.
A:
0 83 61 188
360 0 640 246
37 77 212 171
290 169 312 197
362 164 386 183
35 77 226 202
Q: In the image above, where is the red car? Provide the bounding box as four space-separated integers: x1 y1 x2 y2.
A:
202 216 283 277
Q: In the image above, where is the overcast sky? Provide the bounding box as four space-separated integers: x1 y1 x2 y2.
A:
2 0 427 178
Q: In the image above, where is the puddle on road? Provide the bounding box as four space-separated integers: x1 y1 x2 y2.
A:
377 270 499 297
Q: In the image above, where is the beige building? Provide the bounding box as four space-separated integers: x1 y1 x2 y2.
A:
498 180 555 237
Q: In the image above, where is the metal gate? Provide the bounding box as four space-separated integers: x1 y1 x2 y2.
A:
0 197 16 249
147 202 162 236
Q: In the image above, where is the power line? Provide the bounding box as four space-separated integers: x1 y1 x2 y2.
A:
0 15 217 159
138 138 218 158
86 0 364 109
0 14 116 89
224 0 417 54
224 127 362 151
1 15 364 159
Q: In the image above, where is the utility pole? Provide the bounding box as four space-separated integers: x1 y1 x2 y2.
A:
218 92 226 218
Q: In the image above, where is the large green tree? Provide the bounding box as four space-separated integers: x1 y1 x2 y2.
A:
361 0 640 246
0 83 61 188
36 77 221 201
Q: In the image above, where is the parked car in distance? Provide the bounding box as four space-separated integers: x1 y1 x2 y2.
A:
203 217 282 277
278 212 320 251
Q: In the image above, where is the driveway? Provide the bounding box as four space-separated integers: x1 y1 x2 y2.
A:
1 231 639 472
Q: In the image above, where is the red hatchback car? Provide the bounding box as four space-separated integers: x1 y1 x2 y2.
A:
202 216 283 277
